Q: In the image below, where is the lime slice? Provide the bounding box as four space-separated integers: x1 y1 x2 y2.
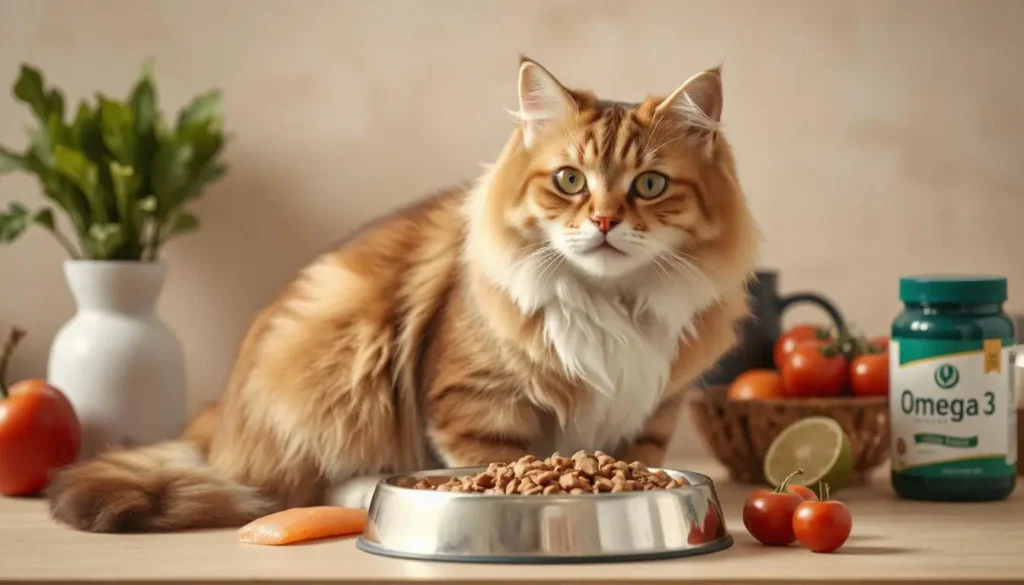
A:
763 416 853 493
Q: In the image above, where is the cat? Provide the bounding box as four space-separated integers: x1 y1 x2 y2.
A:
46 57 759 532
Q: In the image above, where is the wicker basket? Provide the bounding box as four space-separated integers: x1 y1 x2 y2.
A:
689 385 891 485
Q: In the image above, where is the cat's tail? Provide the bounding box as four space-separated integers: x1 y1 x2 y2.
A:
47 403 276 533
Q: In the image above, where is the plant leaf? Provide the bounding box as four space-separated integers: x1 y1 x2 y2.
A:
53 144 106 223
182 161 226 201
109 161 140 242
0 203 31 242
23 150 90 235
13 65 48 121
53 145 97 195
177 89 222 128
129 71 158 198
166 210 199 237
99 98 136 165
28 125 54 168
0 202 32 243
0 146 24 175
70 101 104 161
46 109 71 151
5 202 28 215
139 56 155 80
129 69 156 135
177 120 224 180
32 207 55 231
153 109 170 142
138 195 158 214
151 138 194 216
87 222 124 259
47 89 65 124
109 162 138 202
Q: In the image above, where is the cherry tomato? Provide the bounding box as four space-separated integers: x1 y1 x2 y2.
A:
792 482 852 553
850 352 889 397
781 341 847 398
728 369 783 400
773 325 833 369
742 470 806 545
787 484 818 501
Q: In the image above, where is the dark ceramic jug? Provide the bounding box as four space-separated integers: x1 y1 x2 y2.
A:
697 269 845 388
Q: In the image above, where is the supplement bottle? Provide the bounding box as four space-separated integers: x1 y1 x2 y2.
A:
890 275 1016 501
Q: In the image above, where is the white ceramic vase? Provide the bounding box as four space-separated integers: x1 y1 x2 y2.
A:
47 260 187 461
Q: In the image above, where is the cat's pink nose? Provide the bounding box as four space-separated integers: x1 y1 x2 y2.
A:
591 216 621 233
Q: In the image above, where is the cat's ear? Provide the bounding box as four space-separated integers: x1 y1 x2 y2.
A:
517 57 576 148
654 66 723 152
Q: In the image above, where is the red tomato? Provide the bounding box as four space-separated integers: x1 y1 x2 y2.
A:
787 484 818 501
0 378 82 496
850 352 889 397
742 470 806 546
781 341 847 398
792 483 853 553
728 369 783 400
773 325 832 369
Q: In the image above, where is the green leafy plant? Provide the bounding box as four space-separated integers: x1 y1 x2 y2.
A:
0 60 227 260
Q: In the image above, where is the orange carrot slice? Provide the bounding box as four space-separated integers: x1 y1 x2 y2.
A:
238 506 368 545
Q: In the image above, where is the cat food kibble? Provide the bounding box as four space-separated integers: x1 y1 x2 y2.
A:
405 451 689 495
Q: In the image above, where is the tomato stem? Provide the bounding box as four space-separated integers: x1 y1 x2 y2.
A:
0 326 26 399
817 481 831 501
774 469 805 493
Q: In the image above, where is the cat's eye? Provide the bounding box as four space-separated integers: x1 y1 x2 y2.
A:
631 171 668 199
553 167 587 195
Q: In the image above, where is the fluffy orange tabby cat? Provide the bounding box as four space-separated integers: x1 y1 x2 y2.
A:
47 57 758 532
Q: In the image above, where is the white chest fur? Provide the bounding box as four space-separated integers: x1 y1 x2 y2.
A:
504 262 719 453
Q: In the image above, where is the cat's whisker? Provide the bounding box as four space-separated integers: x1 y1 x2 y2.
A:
536 250 565 286
646 134 688 158
659 252 699 279
651 257 671 283
657 255 689 279
642 110 669 159
672 249 716 273
511 245 556 270
545 255 568 289
510 240 549 255
662 252 717 298
533 248 562 272
668 252 717 287
515 246 552 262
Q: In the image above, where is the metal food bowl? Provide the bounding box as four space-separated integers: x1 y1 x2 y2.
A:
355 466 732 564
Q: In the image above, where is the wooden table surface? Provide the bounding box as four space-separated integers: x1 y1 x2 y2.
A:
2 456 1021 585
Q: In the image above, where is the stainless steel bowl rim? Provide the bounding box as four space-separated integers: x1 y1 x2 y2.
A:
377 465 715 498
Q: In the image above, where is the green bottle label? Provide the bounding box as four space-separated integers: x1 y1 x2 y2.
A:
890 338 1017 479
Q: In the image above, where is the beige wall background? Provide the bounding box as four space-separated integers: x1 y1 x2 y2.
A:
1 0 1021 453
